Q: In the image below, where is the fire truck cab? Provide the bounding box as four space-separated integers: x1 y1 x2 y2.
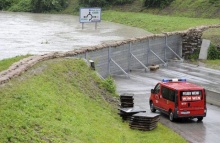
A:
149 79 207 122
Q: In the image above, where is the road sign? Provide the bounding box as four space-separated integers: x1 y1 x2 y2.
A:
80 8 101 23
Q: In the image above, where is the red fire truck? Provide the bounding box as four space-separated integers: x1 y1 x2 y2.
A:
149 79 207 121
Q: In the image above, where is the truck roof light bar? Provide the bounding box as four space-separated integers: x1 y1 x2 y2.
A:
162 78 186 82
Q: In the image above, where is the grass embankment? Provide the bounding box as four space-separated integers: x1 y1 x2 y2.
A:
155 0 220 18
102 11 220 34
202 60 220 70
202 28 220 46
110 0 220 19
0 55 31 72
102 11 220 48
0 58 186 142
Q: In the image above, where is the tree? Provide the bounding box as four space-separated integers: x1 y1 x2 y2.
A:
78 0 135 7
31 0 69 13
0 0 15 10
144 0 174 8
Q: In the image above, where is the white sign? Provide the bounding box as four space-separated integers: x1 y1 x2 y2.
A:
80 8 101 23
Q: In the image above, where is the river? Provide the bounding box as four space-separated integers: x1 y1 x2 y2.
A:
0 11 151 60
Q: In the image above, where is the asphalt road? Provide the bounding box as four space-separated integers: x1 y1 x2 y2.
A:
114 61 220 143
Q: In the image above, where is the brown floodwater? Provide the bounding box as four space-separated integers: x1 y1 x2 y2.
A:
0 11 151 60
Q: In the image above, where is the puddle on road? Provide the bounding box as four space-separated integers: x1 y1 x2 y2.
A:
0 11 152 60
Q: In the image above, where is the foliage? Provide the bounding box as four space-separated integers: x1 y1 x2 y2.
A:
0 58 186 142
0 0 69 12
112 0 134 5
0 0 15 10
0 55 31 72
207 44 220 60
209 0 220 6
100 76 117 96
78 0 134 7
141 0 220 18
30 0 69 13
188 48 200 61
144 0 174 8
79 0 107 7
8 0 32 12
60 0 79 14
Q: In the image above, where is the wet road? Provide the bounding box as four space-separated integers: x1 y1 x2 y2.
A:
0 11 151 60
114 62 220 143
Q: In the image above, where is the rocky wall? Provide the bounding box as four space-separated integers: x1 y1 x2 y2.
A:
171 25 220 59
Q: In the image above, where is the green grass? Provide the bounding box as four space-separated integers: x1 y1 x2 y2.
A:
202 28 220 46
0 58 186 143
113 0 220 19
60 0 79 14
0 55 31 72
102 11 220 33
161 0 220 18
202 60 220 70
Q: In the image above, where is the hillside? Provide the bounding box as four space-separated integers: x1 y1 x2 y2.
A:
110 0 220 19
63 0 220 46
0 58 186 142
3 0 219 19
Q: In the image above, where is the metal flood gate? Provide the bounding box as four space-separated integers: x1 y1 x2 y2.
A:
74 34 182 78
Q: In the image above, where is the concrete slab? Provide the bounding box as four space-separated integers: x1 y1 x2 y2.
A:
199 39 211 60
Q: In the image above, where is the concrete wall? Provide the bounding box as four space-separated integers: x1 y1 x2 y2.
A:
206 90 220 107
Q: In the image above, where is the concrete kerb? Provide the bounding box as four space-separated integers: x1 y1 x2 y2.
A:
0 25 220 85
206 90 220 107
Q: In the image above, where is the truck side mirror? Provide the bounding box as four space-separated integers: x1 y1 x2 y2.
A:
151 89 154 94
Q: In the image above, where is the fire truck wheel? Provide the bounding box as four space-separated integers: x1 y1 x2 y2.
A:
169 111 175 122
197 117 203 122
150 102 156 113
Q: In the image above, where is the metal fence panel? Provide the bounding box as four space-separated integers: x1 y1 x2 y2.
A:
73 35 182 78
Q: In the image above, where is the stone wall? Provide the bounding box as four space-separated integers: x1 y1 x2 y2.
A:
178 25 220 59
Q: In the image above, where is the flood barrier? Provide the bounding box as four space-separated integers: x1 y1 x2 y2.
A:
0 25 219 85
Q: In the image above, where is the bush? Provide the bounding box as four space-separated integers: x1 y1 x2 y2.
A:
0 0 15 10
209 0 220 7
100 76 117 96
31 0 69 13
209 0 220 4
8 0 32 12
79 0 108 7
144 0 174 8
207 44 220 60
0 0 69 12
188 48 200 60
112 0 134 5
79 0 135 7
